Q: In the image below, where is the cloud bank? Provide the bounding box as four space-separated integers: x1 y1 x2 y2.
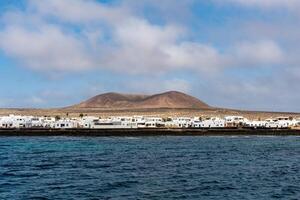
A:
0 0 284 75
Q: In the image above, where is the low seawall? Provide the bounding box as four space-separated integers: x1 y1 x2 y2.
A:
0 128 300 136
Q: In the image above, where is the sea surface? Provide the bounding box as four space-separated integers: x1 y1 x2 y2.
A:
0 136 300 200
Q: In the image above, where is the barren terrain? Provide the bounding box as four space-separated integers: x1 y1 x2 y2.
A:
1 91 299 119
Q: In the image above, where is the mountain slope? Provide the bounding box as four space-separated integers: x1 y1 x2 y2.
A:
71 91 211 109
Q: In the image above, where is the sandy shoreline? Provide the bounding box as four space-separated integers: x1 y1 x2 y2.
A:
1 128 300 137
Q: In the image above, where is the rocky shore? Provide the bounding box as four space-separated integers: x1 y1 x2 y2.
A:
0 128 300 137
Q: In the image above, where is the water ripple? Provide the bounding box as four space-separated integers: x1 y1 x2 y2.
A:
0 136 300 199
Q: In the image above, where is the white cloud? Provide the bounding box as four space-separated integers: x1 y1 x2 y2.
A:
233 40 284 66
123 78 191 94
0 0 230 74
0 0 286 75
0 95 46 108
29 0 126 24
104 18 228 74
220 0 300 9
123 0 196 23
163 79 191 93
27 96 45 105
0 25 94 72
192 70 300 112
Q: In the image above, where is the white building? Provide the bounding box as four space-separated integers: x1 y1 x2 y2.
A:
29 117 44 128
133 116 146 128
54 119 78 129
66 116 139 129
43 117 56 128
0 115 14 128
193 117 225 128
244 120 267 128
225 116 247 127
0 114 299 130
0 115 32 128
265 117 297 128
144 117 164 128
165 117 192 128
80 116 99 128
296 119 300 127
85 117 138 129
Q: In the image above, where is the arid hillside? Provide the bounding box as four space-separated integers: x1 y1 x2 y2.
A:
71 91 211 109
0 91 299 120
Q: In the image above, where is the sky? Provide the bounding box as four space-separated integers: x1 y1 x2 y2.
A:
0 0 299 112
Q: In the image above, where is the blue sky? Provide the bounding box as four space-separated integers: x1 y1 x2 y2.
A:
0 0 299 112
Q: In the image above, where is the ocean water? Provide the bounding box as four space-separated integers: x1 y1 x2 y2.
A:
0 136 300 200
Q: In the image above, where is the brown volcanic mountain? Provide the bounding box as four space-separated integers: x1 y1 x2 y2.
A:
71 91 211 109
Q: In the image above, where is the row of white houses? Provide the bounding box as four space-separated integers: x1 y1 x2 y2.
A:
0 115 299 129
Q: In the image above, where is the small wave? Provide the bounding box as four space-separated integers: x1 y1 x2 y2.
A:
28 196 49 200
31 150 57 155
124 137 140 140
106 180 139 189
2 171 39 178
34 163 58 169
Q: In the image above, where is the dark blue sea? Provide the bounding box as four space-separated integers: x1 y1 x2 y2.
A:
0 136 300 199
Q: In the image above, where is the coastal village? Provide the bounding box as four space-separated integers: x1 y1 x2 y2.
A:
0 114 300 130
